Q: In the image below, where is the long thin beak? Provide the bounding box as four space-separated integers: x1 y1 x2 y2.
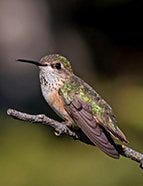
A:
17 59 47 66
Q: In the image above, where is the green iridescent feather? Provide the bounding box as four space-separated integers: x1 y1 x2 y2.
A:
59 56 73 73
59 75 118 133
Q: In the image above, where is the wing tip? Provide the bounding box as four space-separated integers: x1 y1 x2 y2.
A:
102 148 120 159
117 128 129 144
109 152 120 159
99 142 120 159
109 127 129 144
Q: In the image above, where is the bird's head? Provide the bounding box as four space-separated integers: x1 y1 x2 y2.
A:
17 54 73 87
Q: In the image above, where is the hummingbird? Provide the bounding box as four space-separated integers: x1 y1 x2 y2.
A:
17 54 128 159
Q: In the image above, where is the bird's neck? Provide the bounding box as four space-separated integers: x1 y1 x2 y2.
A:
39 71 72 95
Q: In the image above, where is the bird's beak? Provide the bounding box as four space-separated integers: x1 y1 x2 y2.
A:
17 59 47 66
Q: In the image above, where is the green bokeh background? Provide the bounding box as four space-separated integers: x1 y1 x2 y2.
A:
1 0 143 185
1 78 143 186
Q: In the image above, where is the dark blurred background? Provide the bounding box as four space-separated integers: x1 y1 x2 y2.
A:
0 0 143 185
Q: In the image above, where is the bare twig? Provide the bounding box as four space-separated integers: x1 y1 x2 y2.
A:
7 109 78 138
7 108 143 170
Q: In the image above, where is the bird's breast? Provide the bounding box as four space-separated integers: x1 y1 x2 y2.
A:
41 84 73 125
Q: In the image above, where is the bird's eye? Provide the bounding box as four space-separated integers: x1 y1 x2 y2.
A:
55 63 61 70
51 62 62 70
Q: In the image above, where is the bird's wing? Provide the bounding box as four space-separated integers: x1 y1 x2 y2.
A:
60 92 120 158
59 76 128 143
73 75 128 144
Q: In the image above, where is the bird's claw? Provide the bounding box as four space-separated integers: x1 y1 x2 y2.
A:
54 130 61 136
54 125 65 136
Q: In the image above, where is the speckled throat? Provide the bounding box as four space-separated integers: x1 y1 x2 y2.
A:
39 70 66 94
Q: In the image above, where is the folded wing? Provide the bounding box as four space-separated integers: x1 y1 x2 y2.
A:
64 96 120 159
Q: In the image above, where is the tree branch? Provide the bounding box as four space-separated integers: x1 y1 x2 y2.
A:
7 108 143 170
